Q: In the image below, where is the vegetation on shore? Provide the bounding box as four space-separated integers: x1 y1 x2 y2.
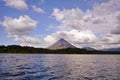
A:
0 45 119 54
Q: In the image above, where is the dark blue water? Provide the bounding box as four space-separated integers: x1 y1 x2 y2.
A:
0 54 120 80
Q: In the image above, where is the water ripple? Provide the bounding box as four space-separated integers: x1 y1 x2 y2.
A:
0 54 120 80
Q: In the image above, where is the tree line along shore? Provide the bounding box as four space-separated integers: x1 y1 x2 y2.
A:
0 45 119 54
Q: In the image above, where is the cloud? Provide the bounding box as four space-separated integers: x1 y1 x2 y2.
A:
52 0 120 33
93 0 120 16
93 34 120 49
49 0 120 49
1 15 41 47
2 15 37 35
111 12 120 34
111 25 120 34
52 8 84 31
44 29 97 47
3 0 28 10
32 5 44 13
14 35 41 47
101 34 120 44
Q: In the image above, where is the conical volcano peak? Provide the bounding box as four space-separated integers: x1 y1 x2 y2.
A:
58 38 68 42
48 38 76 50
59 38 65 41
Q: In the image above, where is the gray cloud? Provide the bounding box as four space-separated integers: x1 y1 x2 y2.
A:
101 34 120 44
111 12 120 34
111 25 120 34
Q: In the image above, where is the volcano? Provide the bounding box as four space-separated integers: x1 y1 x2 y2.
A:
48 38 76 50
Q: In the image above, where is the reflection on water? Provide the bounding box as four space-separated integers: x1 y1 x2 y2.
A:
0 54 120 80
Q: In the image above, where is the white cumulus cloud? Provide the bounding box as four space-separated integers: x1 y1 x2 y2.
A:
3 0 28 10
1 15 42 47
2 15 37 35
32 5 44 13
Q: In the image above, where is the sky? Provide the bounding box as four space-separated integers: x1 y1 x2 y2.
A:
0 0 120 49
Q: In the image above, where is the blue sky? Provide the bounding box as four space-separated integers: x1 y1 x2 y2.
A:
0 0 120 49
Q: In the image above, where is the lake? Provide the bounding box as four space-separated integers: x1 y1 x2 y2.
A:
0 54 120 80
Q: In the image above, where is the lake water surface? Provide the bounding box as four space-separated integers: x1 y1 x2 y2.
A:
0 54 120 80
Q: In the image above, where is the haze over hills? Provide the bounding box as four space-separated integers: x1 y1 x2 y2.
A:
102 48 120 52
82 47 95 51
48 38 76 50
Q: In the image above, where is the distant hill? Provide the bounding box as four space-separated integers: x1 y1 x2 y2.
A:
82 47 95 51
102 48 120 52
48 38 76 50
